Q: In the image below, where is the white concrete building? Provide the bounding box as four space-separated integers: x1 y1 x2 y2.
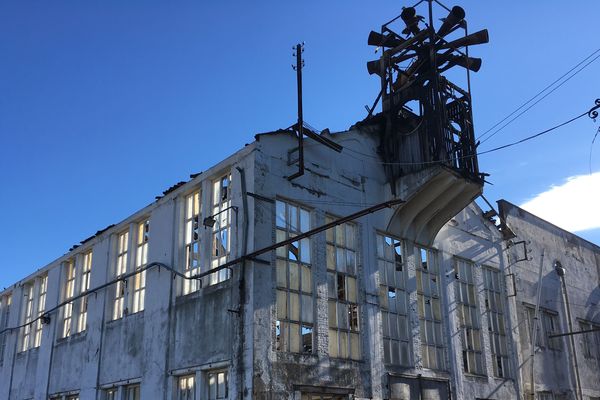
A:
1 125 599 400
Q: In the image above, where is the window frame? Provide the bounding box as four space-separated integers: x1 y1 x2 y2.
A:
482 265 511 378
326 217 361 360
182 189 202 295
454 257 484 375
417 246 445 371
274 198 314 354
111 219 150 320
209 173 233 285
377 232 411 367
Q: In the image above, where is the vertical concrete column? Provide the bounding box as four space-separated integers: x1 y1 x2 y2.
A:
1 283 24 399
440 249 463 399
33 265 61 400
141 200 176 399
362 218 384 399
79 238 111 400
405 241 421 368
474 262 493 381
313 210 328 360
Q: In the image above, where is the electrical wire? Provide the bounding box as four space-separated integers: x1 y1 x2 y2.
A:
589 126 600 175
477 47 600 145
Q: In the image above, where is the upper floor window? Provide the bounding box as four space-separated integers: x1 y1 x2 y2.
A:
275 199 313 353
76 252 92 333
377 234 411 366
18 275 48 350
327 218 360 360
523 304 562 351
210 174 232 285
61 252 93 338
34 275 48 347
20 283 35 351
579 320 600 359
417 247 445 370
113 231 129 320
183 190 201 294
0 294 12 364
132 220 149 314
455 258 484 375
112 221 149 320
483 266 511 378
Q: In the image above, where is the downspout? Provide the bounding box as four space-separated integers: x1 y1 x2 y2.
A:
554 261 583 400
235 166 249 400
530 249 545 399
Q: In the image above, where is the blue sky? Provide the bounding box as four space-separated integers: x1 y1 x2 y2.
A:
1 1 599 289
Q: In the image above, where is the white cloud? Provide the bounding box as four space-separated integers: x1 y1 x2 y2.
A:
520 172 600 232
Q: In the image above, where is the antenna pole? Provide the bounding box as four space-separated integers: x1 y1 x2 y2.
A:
289 43 305 180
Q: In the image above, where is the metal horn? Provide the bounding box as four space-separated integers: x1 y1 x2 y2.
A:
367 59 385 77
401 7 421 36
439 55 482 72
438 29 489 50
437 6 465 38
368 31 405 48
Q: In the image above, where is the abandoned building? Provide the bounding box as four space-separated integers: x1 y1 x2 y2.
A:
1 2 600 400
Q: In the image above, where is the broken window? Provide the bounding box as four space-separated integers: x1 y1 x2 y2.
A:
377 234 411 366
207 370 228 400
210 174 232 285
113 231 129 319
132 220 149 313
20 283 34 352
183 190 202 294
483 266 510 378
0 294 11 365
177 375 195 400
454 257 483 375
275 199 314 353
62 260 76 337
418 248 445 370
76 252 92 333
326 218 360 360
33 275 48 347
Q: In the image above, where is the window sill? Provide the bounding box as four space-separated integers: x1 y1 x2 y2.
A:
463 372 488 380
56 331 87 346
16 347 39 357
176 279 232 302
106 311 145 326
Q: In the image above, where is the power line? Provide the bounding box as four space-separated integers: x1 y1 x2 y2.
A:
477 47 600 144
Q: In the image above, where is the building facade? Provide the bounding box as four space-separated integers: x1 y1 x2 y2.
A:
1 128 599 400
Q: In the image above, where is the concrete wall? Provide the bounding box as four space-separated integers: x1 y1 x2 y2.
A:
1 129 598 400
500 200 600 400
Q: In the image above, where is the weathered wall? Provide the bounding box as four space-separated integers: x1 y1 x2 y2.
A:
500 200 600 400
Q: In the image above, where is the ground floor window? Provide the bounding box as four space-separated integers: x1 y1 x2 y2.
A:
207 370 228 399
177 375 195 400
125 384 140 400
301 394 348 400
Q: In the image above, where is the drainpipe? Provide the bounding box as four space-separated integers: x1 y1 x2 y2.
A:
530 249 545 399
235 166 249 400
554 261 583 400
